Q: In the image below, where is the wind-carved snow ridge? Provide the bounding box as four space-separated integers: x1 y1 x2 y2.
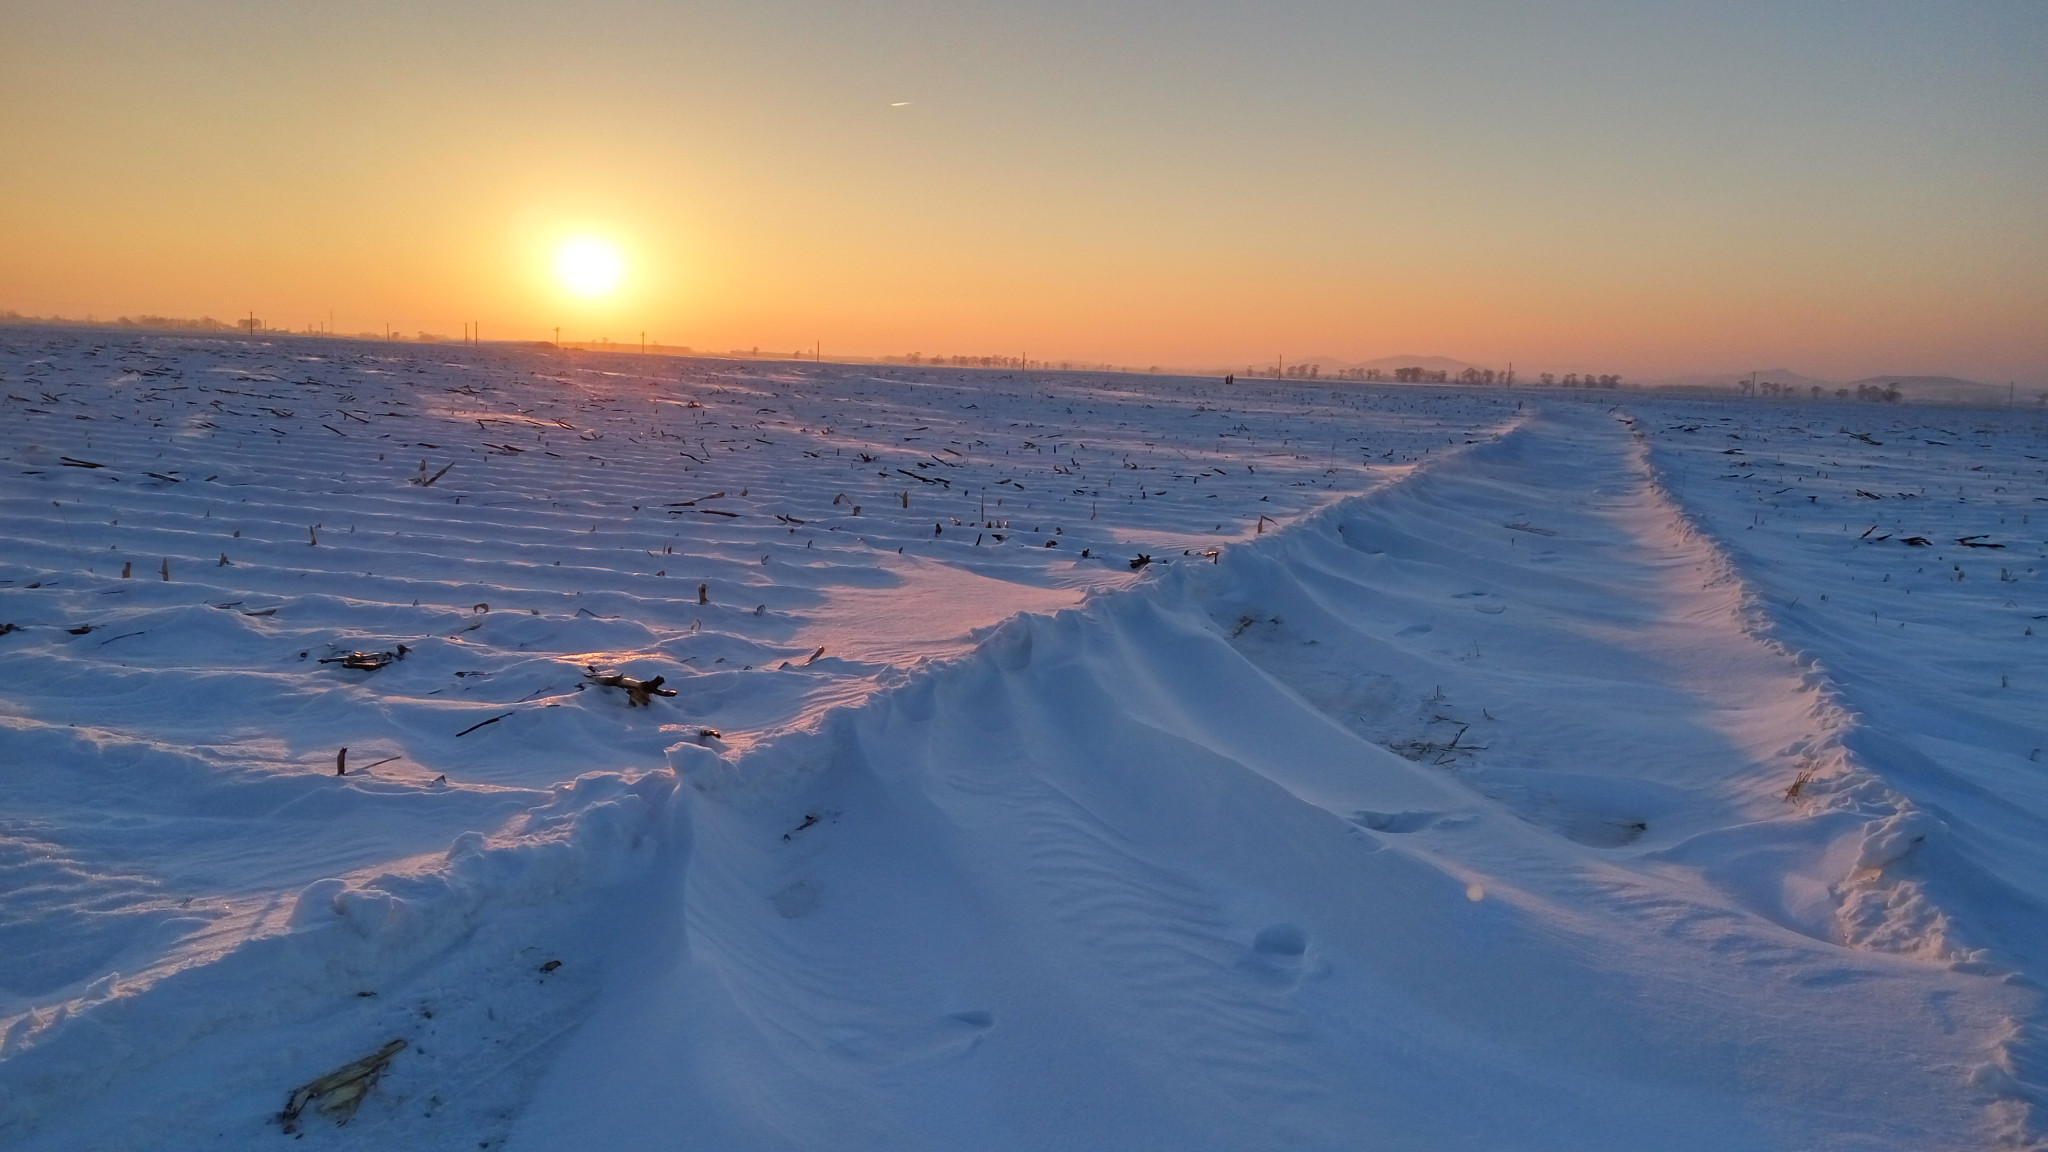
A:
666 410 1531 815
665 417 1536 811
1626 402 2048 1146
1619 409 1966 962
667 413 1527 813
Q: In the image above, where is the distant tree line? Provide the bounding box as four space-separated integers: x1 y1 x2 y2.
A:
1 310 236 332
886 353 1128 372
1738 379 1901 402
0 311 476 342
1537 373 1624 389
1259 365 1517 384
1276 363 1335 379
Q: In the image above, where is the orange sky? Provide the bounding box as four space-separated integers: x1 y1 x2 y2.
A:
4 1 2043 382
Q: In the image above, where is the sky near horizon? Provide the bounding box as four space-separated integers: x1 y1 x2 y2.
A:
3 0 2044 382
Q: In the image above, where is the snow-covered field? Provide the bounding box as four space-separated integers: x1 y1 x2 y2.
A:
1 330 2042 1149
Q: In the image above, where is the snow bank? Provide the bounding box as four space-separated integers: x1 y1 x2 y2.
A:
0 767 681 1147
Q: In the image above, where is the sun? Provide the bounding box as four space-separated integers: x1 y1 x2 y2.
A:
554 237 624 297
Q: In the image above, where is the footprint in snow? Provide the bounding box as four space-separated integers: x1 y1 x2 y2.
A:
1254 923 1308 957
1348 809 1442 833
827 1010 995 1064
1452 591 1506 614
770 879 821 918
1240 923 1318 986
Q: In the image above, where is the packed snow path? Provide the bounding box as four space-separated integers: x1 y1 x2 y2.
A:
1 332 2041 1149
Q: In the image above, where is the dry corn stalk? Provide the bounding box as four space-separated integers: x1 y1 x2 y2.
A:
279 1038 405 1132
585 665 677 706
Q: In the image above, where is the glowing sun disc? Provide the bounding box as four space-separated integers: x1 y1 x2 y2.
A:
555 238 624 297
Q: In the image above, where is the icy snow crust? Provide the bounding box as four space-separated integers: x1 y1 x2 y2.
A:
0 331 2041 1148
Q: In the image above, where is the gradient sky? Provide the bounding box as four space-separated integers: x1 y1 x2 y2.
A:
4 0 2044 381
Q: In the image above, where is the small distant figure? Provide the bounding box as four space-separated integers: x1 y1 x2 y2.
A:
1224 374 1235 386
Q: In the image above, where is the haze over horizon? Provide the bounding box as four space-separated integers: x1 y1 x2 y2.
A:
4 0 2043 384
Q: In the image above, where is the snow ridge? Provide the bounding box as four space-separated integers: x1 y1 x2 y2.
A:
1620 408 1965 961
1624 404 2046 1146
